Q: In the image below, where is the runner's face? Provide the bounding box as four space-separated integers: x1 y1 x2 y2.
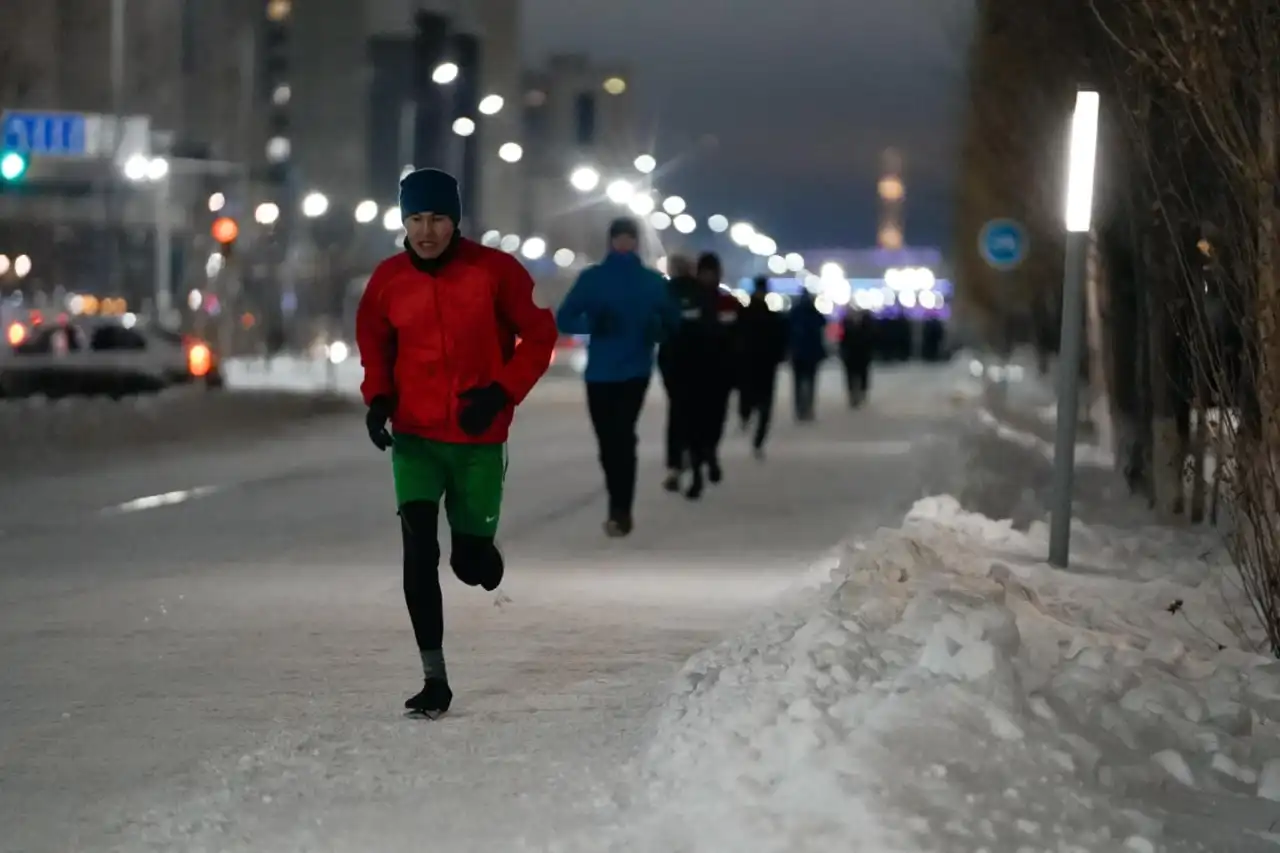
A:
405 214 456 259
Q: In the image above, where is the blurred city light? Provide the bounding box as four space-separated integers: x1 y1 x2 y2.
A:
820 261 845 280
14 254 31 278
656 256 668 274
628 194 655 216
764 292 785 312
649 211 672 230
208 192 226 212
570 166 601 192
146 157 169 181
255 202 280 225
785 252 805 272
0 255 9 275
748 233 776 256
205 253 224 278
553 248 576 268
478 94 504 115
301 191 329 217
520 237 547 260
662 196 686 215
432 62 459 84
327 341 349 365
188 289 203 310
499 234 521 252
603 76 627 95
480 229 501 247
266 136 291 163
123 154 150 181
767 254 788 275
673 213 696 234
354 200 378 223
452 117 476 137
382 206 402 231
605 179 635 204
633 154 656 174
820 275 852 306
729 222 754 246
271 84 291 106
498 142 523 163
707 214 729 233
400 164 415 180
0 151 27 181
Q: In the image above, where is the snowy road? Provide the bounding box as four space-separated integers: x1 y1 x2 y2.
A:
1 366 963 852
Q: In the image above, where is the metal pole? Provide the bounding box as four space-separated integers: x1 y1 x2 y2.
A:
1048 230 1089 566
154 176 172 323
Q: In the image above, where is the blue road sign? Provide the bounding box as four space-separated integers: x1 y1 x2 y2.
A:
978 219 1027 270
1 111 87 157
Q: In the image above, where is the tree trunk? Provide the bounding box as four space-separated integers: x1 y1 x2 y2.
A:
1145 228 1185 522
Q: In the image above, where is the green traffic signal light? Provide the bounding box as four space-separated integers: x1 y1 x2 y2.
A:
0 151 28 182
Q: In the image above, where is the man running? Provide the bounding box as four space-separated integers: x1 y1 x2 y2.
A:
737 276 788 457
357 167 557 716
556 217 677 536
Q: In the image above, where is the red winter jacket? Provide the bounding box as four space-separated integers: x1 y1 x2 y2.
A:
356 238 557 444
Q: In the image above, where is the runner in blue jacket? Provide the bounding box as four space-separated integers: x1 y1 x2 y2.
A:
556 217 678 536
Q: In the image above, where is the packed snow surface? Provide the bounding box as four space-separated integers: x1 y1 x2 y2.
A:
579 495 1280 853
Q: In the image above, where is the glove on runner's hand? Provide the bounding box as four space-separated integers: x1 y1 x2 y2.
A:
366 395 395 451
457 383 509 437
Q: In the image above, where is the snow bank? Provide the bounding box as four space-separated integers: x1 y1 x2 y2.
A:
0 388 355 474
598 497 1277 853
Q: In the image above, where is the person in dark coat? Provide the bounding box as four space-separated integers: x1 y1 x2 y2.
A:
838 308 875 407
658 255 718 498
694 252 741 483
736 276 788 458
788 291 827 422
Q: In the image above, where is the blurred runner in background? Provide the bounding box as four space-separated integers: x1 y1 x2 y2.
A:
556 217 678 536
737 276 788 458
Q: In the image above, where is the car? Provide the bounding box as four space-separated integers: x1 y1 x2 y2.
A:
0 315 223 398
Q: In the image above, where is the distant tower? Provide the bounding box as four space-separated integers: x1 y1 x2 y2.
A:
876 148 905 250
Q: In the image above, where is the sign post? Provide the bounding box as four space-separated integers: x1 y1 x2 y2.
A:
978 218 1028 271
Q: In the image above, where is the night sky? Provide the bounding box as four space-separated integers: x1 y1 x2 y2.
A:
524 0 973 254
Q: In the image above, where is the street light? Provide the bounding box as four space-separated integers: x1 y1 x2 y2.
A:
662 196 686 215
255 202 281 225
820 261 845 280
570 166 601 192
499 234 520 252
1048 88 1101 569
498 142 523 163
729 222 754 246
749 233 776 256
478 94 504 115
649 211 672 230
553 248 576 268
432 62 459 84
354 200 378 223
452 117 476 137
633 154 656 174
146 157 169 181
382 206 402 231
480 229 501 247
13 254 30 278
767 255 788 275
707 214 729 233
605 179 635 204
301 191 329 217
208 192 226 212
785 252 805 272
673 213 696 234
520 237 546 260
123 154 150 181
628 194 655 216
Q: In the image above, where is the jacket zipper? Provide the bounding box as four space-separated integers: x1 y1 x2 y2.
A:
430 274 453 427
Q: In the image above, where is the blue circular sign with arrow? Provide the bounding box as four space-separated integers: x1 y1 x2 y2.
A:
978 219 1027 271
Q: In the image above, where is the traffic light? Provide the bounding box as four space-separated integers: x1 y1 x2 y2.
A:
211 216 239 257
0 150 28 182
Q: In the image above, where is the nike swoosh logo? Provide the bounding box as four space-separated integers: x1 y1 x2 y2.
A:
485 515 498 522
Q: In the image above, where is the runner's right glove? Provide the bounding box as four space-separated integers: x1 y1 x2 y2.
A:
366 395 395 451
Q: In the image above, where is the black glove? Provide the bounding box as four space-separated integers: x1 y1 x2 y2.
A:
366 395 395 451
457 383 509 437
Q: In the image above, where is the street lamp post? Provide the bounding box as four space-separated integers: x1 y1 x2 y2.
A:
1048 89 1101 567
